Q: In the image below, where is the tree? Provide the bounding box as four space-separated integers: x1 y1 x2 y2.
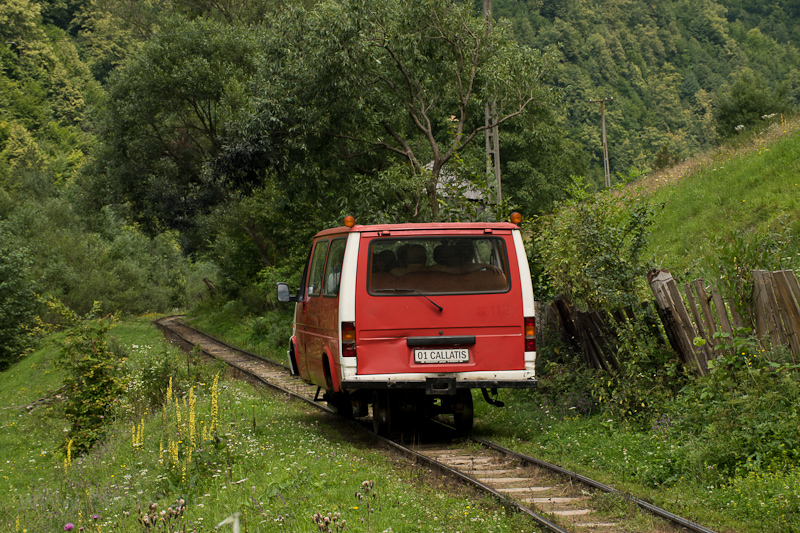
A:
536 177 656 311
90 15 262 247
0 231 38 370
254 0 561 220
715 69 792 137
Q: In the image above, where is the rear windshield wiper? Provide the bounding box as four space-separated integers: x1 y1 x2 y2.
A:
372 288 443 312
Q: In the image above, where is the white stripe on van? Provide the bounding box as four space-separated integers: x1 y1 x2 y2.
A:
512 229 535 317
338 232 360 378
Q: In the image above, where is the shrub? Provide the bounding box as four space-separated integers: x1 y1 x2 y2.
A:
2 200 193 315
534 175 680 422
48 300 126 453
698 222 797 329
535 175 656 311
590 315 685 424
663 345 800 482
0 232 39 369
715 69 792 138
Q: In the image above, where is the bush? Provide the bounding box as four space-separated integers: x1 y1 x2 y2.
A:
49 300 126 453
535 175 656 311
662 345 800 482
119 339 227 419
2 200 193 315
534 176 682 422
590 315 685 424
0 232 39 369
715 69 793 138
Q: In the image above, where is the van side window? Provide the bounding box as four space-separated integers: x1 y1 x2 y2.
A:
307 240 329 297
323 239 347 297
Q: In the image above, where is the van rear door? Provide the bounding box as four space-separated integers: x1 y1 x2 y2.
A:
354 230 525 377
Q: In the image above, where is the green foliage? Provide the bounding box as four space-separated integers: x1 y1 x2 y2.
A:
2 200 193 315
536 175 657 310
119 339 227 420
247 0 562 222
495 0 800 176
594 315 685 423
202 180 317 296
91 14 262 246
48 300 126 453
0 231 39 370
715 69 793 137
698 222 796 328
667 352 800 482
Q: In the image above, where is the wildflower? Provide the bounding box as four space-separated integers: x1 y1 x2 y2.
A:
64 524 75 531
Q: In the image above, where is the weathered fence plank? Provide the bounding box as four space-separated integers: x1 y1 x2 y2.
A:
710 287 734 336
752 270 785 348
684 283 713 363
548 269 800 375
648 269 706 374
773 271 800 358
693 279 721 350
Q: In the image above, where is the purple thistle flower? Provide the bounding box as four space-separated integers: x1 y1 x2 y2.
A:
64 524 75 531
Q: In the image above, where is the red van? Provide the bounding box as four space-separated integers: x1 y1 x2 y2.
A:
277 218 537 435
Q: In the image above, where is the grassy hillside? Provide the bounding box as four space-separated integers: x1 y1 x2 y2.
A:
642 115 800 276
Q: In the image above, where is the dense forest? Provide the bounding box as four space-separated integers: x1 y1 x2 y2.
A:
2 0 799 367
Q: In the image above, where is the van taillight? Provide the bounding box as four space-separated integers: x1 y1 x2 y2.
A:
342 322 356 357
524 317 536 352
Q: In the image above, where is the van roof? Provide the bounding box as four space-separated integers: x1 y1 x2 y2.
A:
314 221 520 238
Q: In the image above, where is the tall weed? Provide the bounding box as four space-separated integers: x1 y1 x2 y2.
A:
698 221 797 328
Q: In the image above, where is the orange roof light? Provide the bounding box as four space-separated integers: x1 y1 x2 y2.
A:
343 215 355 228
510 212 523 225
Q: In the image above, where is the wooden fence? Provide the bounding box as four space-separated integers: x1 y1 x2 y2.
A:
541 269 800 374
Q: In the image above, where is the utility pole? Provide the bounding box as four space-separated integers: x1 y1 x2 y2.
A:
484 0 501 205
590 97 613 188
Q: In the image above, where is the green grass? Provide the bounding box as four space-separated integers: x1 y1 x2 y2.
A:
472 386 800 533
0 317 537 532
9 121 800 532
185 299 291 365
644 117 800 276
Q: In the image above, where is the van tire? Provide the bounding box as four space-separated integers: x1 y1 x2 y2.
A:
372 390 394 437
453 389 474 435
327 392 354 420
288 345 300 376
323 357 334 390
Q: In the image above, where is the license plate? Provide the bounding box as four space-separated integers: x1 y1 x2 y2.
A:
414 348 470 364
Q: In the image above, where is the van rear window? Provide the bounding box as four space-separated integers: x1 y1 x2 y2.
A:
368 237 510 295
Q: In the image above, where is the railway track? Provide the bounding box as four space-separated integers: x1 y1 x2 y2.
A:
153 316 718 533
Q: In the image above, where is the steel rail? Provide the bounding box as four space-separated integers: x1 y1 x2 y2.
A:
154 316 718 533
470 436 718 533
154 317 567 531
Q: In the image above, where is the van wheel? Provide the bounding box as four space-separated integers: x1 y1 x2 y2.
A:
288 345 300 376
453 389 474 435
323 357 334 390
372 390 394 437
328 392 354 420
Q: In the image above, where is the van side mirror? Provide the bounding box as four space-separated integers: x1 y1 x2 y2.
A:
276 282 298 303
